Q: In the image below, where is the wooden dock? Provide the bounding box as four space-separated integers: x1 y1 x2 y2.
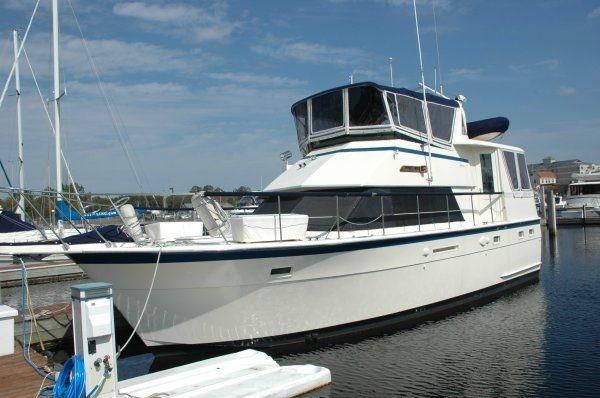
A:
0 258 85 288
0 342 51 398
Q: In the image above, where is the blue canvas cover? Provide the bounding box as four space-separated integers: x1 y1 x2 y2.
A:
0 211 37 233
63 225 133 244
466 117 509 140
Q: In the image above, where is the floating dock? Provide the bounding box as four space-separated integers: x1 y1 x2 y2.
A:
119 349 331 398
0 258 85 288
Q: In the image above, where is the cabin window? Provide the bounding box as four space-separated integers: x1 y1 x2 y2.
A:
292 101 308 143
311 90 344 133
517 153 531 190
348 86 389 126
427 103 454 141
254 187 464 232
397 95 427 134
503 151 519 190
480 154 494 193
386 93 400 125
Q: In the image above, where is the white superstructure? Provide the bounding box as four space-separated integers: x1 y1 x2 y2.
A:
52 82 541 349
565 172 600 209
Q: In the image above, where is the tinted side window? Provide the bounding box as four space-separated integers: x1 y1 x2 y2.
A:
312 90 343 133
397 95 426 133
503 151 519 189
428 103 454 141
348 86 389 126
517 153 531 190
480 154 494 192
292 101 308 143
386 93 400 125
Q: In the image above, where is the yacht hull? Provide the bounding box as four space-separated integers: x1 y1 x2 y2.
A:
70 220 541 348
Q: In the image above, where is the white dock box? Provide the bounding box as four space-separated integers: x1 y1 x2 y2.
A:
0 305 18 356
145 221 204 242
230 214 309 243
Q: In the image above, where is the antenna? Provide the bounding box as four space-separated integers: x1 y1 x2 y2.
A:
412 0 433 182
389 57 394 87
432 0 443 94
349 73 354 84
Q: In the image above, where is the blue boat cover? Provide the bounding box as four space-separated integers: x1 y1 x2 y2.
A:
56 200 121 221
0 211 37 233
63 225 133 244
3 224 133 246
466 117 509 140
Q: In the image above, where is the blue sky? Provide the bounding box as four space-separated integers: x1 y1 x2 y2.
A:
0 0 598 193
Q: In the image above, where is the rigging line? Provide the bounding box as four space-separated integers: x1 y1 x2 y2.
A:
432 0 443 94
0 0 41 112
66 0 146 194
412 0 433 183
22 47 84 212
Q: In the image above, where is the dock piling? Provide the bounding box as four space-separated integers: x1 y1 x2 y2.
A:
546 189 557 236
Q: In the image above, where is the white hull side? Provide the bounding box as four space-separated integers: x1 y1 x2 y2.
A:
77 221 541 347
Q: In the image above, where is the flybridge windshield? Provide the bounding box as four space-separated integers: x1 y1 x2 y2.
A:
291 82 458 154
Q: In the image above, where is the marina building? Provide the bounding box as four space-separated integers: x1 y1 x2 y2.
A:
528 158 600 193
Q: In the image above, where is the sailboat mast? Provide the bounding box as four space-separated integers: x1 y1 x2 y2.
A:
52 0 63 218
12 29 25 219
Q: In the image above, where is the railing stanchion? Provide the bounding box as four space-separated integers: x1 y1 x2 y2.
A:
277 195 283 241
335 195 340 239
380 195 385 235
470 193 475 226
446 194 451 228
489 193 494 223
416 195 421 232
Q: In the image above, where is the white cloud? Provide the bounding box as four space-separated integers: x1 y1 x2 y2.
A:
558 86 576 96
208 72 306 87
328 0 450 8
446 68 483 81
112 1 241 43
588 7 600 19
0 33 206 79
251 36 368 66
509 59 559 73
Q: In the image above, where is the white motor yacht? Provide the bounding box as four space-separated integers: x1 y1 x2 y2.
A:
52 82 541 350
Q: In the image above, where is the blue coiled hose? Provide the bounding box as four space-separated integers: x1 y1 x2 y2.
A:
53 355 86 398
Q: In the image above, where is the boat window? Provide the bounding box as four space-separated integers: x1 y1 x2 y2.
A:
517 153 531 190
397 95 427 133
292 101 308 143
503 151 519 190
348 86 389 126
254 187 464 231
386 93 400 125
570 184 600 195
427 103 454 141
480 154 494 193
311 90 344 133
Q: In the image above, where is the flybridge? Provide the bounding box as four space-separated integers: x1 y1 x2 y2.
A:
291 82 461 155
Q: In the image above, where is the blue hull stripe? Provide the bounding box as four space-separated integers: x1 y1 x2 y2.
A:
68 219 539 264
305 146 469 163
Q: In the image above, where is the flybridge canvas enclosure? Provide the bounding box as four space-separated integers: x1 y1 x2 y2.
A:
291 82 460 154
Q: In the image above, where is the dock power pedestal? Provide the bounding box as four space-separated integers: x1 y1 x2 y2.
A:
71 282 118 398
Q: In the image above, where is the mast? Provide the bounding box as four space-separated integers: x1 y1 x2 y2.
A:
12 29 25 220
52 0 64 224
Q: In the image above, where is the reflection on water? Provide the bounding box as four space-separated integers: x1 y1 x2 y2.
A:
3 228 600 397
277 227 600 397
